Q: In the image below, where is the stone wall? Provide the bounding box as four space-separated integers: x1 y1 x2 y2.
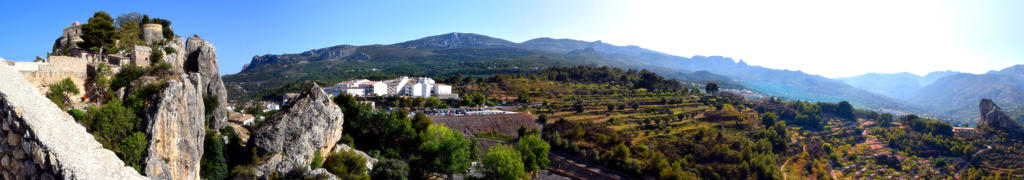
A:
0 63 145 179
12 56 89 101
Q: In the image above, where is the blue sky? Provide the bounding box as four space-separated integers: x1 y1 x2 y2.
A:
2 0 1022 77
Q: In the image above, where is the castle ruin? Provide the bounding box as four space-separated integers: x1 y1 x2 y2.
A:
5 22 171 104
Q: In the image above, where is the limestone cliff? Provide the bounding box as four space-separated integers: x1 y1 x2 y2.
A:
979 99 1024 135
248 83 344 176
183 35 230 129
142 73 206 180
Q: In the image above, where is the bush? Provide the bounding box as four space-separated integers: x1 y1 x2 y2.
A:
111 64 147 90
149 47 164 63
67 109 85 122
370 159 409 180
310 149 324 169
323 149 370 180
151 61 172 72
46 78 80 109
163 46 176 54
118 132 148 172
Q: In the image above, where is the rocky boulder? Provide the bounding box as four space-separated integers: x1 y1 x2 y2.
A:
248 83 344 176
143 73 206 180
183 35 230 129
979 99 1024 135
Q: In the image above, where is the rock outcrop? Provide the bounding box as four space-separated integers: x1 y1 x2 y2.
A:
0 63 146 179
183 35 230 129
142 73 206 180
979 99 1024 135
162 36 187 71
248 83 344 176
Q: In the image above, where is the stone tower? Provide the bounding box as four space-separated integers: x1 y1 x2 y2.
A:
52 22 84 54
142 23 164 43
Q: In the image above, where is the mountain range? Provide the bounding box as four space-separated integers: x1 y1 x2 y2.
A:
225 32 1023 124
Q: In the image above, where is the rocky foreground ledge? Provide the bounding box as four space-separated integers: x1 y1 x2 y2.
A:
0 63 146 179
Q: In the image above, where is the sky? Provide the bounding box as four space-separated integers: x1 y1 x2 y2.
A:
1 0 1022 77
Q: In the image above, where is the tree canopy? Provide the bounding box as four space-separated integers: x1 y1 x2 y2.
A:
516 134 550 172
416 124 474 177
80 11 118 54
482 145 526 180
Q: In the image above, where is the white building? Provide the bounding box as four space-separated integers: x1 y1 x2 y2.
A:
433 84 452 95
326 79 389 97
333 76 458 99
359 81 388 96
342 88 366 96
385 76 411 95
407 82 432 97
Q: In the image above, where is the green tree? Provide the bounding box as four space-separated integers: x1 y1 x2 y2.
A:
118 132 148 173
424 97 443 108
323 149 370 180
837 101 856 120
482 145 526 180
79 11 119 56
760 112 778 127
201 130 228 180
417 124 473 178
516 134 550 172
705 82 719 94
115 12 143 26
87 99 136 146
412 113 431 133
46 78 80 109
91 63 114 102
370 159 409 180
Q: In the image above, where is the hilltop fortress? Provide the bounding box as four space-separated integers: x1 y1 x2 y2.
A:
4 22 170 103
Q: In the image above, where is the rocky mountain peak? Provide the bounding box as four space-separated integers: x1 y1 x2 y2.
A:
392 32 516 49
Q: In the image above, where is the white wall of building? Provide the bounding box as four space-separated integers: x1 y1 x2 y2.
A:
433 84 452 95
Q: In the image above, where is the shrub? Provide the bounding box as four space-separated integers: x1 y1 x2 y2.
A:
370 159 409 180
163 46 176 54
46 78 80 109
67 109 85 122
323 149 369 180
118 132 148 173
149 47 164 63
310 149 324 169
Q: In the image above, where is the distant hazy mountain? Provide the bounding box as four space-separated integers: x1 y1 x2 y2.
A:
909 65 1024 122
230 32 908 111
837 71 958 100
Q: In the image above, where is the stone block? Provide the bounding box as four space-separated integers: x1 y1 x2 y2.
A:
7 131 20 145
